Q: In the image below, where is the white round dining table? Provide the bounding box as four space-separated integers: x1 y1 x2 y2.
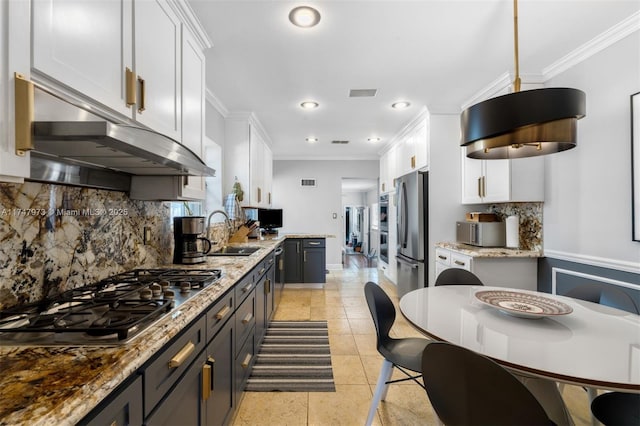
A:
399 285 640 392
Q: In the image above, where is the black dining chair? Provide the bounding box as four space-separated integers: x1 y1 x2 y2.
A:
363 282 431 426
590 392 640 426
421 341 555 426
565 283 639 314
434 268 484 286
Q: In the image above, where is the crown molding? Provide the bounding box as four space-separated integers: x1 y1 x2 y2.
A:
273 156 380 161
168 0 213 50
543 11 640 80
378 106 429 156
205 88 229 118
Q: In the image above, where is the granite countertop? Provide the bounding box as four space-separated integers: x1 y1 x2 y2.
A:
436 241 543 258
0 238 285 426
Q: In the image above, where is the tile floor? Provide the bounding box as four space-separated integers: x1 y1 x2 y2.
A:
232 264 593 426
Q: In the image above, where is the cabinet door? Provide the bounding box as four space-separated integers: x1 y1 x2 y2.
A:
414 119 428 170
461 152 484 204
134 0 181 141
204 316 235 426
249 127 265 206
32 0 133 116
483 159 510 203
266 265 275 321
263 145 273 206
284 239 302 283
303 248 326 283
145 350 206 425
79 375 143 426
255 274 267 344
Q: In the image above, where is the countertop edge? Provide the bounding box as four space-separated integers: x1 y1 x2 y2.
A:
436 241 543 258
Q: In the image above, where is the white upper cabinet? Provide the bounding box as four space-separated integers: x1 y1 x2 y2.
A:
32 0 183 142
32 0 134 117
379 111 429 188
0 0 31 181
461 151 545 204
133 0 181 141
225 115 273 208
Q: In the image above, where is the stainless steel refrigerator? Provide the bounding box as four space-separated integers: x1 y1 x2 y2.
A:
396 170 428 297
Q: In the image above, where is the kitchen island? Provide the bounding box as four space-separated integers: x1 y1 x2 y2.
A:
0 238 284 426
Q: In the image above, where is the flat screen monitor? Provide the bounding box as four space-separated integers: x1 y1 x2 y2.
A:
258 208 283 231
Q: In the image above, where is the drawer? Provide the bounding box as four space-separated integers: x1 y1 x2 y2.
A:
253 253 274 282
205 290 234 343
235 273 255 307
450 252 472 271
303 238 325 248
235 330 256 392
235 292 255 355
143 315 206 417
435 248 451 266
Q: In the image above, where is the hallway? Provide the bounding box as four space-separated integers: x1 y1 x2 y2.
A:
232 267 592 425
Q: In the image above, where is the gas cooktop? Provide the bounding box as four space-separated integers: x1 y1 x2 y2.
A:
0 268 222 346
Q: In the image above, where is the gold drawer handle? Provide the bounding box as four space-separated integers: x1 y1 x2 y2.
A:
137 76 146 113
168 341 195 368
125 67 136 107
242 313 253 324
215 305 230 320
241 353 252 369
202 363 211 401
242 283 252 293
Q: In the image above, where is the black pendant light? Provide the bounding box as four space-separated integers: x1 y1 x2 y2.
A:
460 0 586 159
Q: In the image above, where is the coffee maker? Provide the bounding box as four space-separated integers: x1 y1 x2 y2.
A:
173 216 212 264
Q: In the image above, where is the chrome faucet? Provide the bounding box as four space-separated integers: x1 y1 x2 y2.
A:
206 209 234 241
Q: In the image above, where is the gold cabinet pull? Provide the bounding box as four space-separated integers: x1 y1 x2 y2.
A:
257 187 262 203
259 268 265 275
411 155 416 169
202 363 211 401
14 72 34 156
304 250 307 262
242 313 253 324
308 241 321 246
168 341 195 368
137 76 146 113
477 177 482 198
125 67 136 107
215 305 230 320
264 279 271 294
241 353 252 369
242 283 252 293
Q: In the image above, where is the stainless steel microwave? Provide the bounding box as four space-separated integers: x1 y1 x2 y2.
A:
456 221 506 247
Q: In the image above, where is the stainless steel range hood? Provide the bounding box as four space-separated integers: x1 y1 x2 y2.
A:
32 121 215 177
19 76 215 192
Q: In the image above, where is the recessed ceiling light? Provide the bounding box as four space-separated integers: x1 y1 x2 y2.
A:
306 137 318 143
392 101 411 109
300 101 319 109
368 137 381 142
289 6 321 28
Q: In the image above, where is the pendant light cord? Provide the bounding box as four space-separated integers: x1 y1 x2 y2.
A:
513 0 521 92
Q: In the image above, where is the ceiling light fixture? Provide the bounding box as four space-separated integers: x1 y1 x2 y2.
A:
306 137 318 143
368 137 381 142
392 101 411 109
300 101 319 109
460 0 585 159
289 6 321 28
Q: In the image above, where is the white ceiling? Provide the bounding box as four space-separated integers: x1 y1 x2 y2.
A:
188 0 640 161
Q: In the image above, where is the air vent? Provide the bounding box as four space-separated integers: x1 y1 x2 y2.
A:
331 140 349 144
349 89 377 98
300 178 317 187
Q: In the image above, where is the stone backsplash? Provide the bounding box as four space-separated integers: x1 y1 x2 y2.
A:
485 202 543 251
0 182 173 310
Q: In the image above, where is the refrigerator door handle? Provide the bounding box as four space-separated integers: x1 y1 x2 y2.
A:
397 181 408 249
396 254 419 268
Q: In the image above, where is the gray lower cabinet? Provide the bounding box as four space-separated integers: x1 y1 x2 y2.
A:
81 250 276 426
284 238 326 283
78 375 143 426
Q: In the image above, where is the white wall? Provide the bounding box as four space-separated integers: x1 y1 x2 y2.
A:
543 32 640 270
273 160 379 268
427 114 475 284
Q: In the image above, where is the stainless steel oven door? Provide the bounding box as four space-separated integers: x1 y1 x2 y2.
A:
379 231 388 263
379 195 389 232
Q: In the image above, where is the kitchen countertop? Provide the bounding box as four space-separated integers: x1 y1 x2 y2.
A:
0 239 286 426
436 241 543 258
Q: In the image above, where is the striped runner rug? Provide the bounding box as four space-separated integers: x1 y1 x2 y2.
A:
245 320 335 392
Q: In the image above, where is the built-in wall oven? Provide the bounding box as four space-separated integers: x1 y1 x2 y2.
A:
379 231 389 263
379 194 389 232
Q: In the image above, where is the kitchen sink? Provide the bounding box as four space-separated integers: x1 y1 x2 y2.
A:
208 246 261 256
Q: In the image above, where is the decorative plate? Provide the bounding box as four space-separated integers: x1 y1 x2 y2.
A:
475 290 573 319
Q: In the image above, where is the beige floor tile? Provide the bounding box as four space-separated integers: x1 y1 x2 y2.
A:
361 355 423 386
310 304 346 319
345 307 371 319
308 384 377 426
326 318 352 335
561 384 593 426
353 333 379 356
372 383 437 426
348 318 376 335
233 392 308 426
273 306 311 320
328 334 359 355
331 355 368 385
